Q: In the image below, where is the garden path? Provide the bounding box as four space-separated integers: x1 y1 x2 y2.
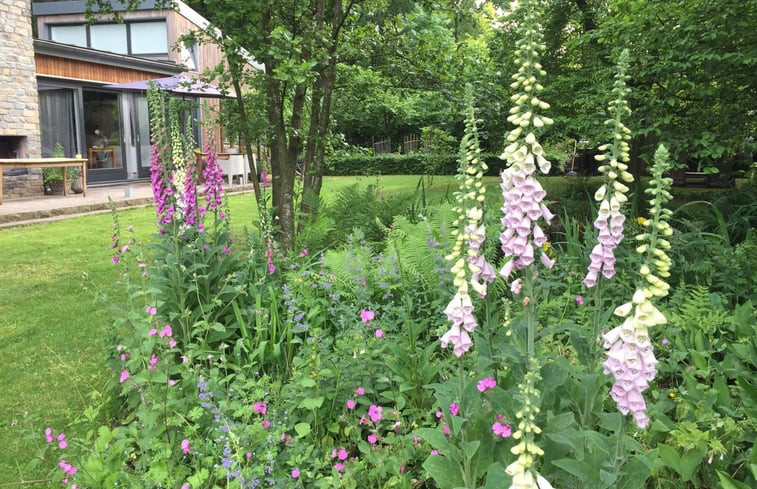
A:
0 181 256 228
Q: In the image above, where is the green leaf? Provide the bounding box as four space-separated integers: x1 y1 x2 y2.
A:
617 455 654 489
422 455 465 489
462 439 480 460
552 458 600 486
299 377 316 388
294 422 311 438
716 470 753 489
299 396 324 410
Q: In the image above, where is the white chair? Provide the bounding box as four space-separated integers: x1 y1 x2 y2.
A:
218 154 247 185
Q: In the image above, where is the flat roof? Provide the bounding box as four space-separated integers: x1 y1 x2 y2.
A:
32 1 162 15
34 38 181 75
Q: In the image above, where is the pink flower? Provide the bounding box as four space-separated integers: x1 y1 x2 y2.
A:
148 353 158 370
335 462 344 472
169 339 177 348
375 329 384 338
262 420 270 428
335 447 348 460
492 421 512 438
355 387 365 396
119 369 130 383
253 401 267 415
449 402 459 416
367 434 378 445
430 450 441 456
360 309 375 322
57 433 67 449
346 399 356 410
442 425 451 436
368 404 383 422
145 306 157 316
112 255 119 265
291 469 300 479
148 328 158 337
662 338 669 345
576 296 584 305
510 278 522 295
45 427 53 443
181 439 191 454
181 485 190 489
476 376 496 392
159 325 172 338
299 249 308 257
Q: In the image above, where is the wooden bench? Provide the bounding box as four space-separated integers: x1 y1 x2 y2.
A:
669 170 734 188
0 158 87 204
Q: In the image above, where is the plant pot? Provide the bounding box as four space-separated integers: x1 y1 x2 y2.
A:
70 176 83 194
47 180 66 195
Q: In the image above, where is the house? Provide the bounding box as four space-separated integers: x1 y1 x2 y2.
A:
0 0 234 199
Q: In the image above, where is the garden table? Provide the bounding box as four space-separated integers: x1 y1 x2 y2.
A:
0 157 87 204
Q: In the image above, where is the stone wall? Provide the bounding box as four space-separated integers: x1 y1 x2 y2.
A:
0 0 43 199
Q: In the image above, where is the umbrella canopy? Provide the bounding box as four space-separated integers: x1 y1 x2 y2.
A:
103 74 234 98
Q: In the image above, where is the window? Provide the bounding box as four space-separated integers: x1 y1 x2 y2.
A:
50 24 87 47
90 23 128 54
47 20 168 56
130 21 168 54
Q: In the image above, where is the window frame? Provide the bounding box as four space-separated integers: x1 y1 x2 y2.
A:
47 19 169 57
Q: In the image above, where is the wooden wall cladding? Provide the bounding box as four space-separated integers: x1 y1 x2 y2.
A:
35 54 165 84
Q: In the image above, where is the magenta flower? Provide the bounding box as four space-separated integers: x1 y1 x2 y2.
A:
662 338 669 346
148 328 158 337
355 387 365 396
367 434 378 445
119 369 130 383
181 439 191 454
333 447 348 460
492 421 512 438
145 306 157 316
253 401 267 415
335 462 344 472
57 433 67 449
368 404 383 423
360 309 375 322
442 425 451 436
262 420 270 428
576 296 584 305
159 325 172 338
181 485 190 489
375 329 384 338
449 402 459 416
45 427 53 443
476 377 496 392
291 469 300 479
346 399 356 410
111 255 119 265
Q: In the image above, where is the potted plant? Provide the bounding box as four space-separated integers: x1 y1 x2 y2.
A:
43 143 82 194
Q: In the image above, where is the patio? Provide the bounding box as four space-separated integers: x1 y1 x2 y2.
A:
0 181 256 228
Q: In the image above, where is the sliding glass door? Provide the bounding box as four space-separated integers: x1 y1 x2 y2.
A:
83 89 126 183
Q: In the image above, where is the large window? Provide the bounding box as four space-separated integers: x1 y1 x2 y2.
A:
49 20 168 56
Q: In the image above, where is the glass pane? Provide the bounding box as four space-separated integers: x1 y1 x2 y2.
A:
38 88 77 157
136 96 151 169
90 24 127 54
83 90 122 170
50 25 87 47
130 21 168 54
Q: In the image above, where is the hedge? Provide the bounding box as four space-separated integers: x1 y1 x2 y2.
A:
324 153 507 176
